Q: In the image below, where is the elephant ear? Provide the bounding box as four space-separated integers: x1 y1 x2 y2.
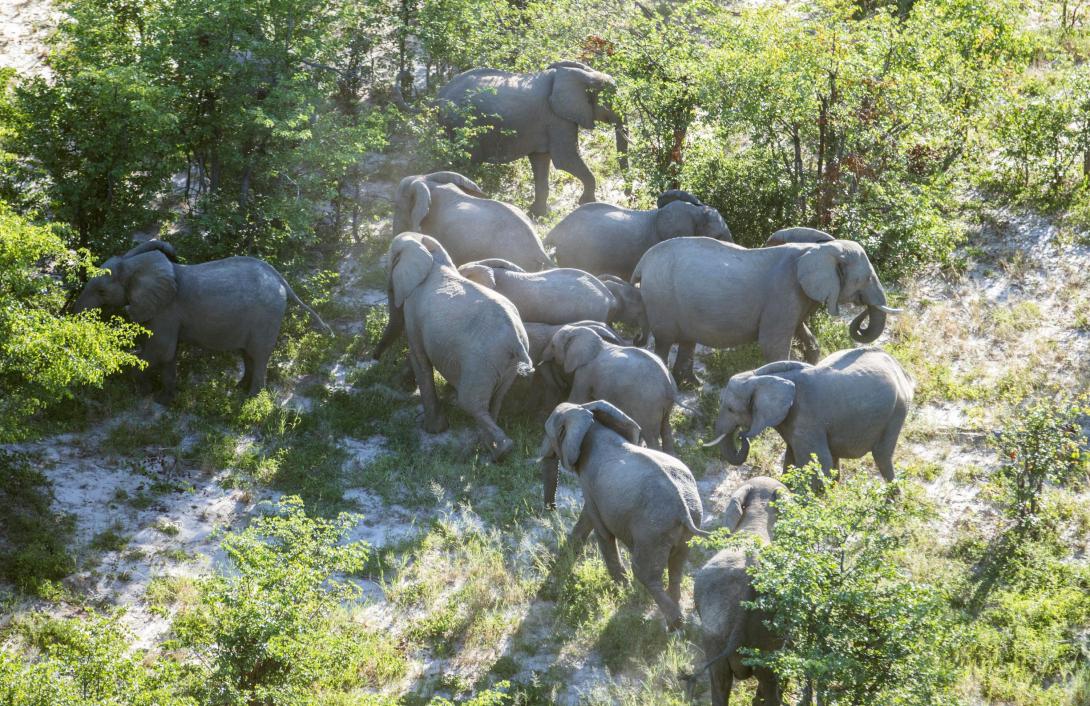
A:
654 200 697 241
120 251 177 323
418 234 454 268
471 258 524 273
549 66 614 130
723 483 752 533
584 400 641 445
409 180 432 231
796 243 845 316
557 327 601 375
389 237 435 307
425 171 486 198
551 404 596 471
746 375 796 439
458 263 496 289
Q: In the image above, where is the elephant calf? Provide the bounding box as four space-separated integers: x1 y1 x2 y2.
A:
458 259 645 330
72 240 330 401
393 172 551 270
383 233 533 461
540 324 676 452
694 476 787 706
545 189 731 281
706 347 913 483
540 401 706 629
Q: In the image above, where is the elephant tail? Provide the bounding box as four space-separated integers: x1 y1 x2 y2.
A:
514 340 534 377
674 484 709 538
280 275 333 336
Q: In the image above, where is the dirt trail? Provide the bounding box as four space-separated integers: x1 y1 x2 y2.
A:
0 0 55 76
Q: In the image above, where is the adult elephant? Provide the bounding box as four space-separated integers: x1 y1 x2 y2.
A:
436 61 626 217
545 190 731 280
72 240 329 402
381 232 532 461
705 348 913 483
393 172 551 270
632 237 899 385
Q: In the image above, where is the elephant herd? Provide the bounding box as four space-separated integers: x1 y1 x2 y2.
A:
71 60 920 706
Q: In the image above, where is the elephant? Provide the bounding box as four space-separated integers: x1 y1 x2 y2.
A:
545 190 732 281
694 476 787 706
436 61 627 217
763 226 834 247
72 240 330 401
539 324 677 452
512 321 627 418
539 400 706 629
457 259 645 330
381 232 533 461
393 172 551 270
704 348 913 484
632 237 900 385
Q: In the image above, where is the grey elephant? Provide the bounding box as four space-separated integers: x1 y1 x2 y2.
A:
545 190 732 280
632 237 900 385
694 476 787 706
72 240 330 401
393 172 551 270
540 401 706 629
383 232 533 460
436 61 626 216
458 259 645 330
539 325 677 452
763 226 834 247
705 348 913 483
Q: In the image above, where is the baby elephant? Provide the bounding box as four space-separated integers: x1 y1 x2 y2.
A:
72 240 330 401
706 347 913 482
540 324 677 452
694 476 787 706
540 401 707 629
458 259 644 329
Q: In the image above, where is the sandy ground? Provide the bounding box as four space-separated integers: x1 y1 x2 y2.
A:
0 0 55 77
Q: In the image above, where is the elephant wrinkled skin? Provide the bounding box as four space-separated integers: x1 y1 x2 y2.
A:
707 347 914 483
72 240 330 402
437 61 626 216
540 401 706 629
694 476 787 706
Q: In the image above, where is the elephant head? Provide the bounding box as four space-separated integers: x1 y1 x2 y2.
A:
795 240 899 343
598 274 648 343
73 240 179 323
546 61 627 166
386 232 452 307
705 364 804 465
457 258 524 290
392 172 487 236
654 199 732 243
539 400 642 507
722 476 787 541
539 325 604 375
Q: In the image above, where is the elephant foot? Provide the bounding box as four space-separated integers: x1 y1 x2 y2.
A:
665 615 684 633
489 436 514 462
529 203 548 220
423 414 449 434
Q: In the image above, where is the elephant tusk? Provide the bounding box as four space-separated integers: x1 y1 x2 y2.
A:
701 433 728 448
875 304 903 314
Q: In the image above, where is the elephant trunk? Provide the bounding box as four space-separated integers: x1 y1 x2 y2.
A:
614 120 629 173
372 299 405 360
714 428 750 466
541 456 560 510
850 306 886 343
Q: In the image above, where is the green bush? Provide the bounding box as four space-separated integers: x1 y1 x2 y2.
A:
0 453 76 595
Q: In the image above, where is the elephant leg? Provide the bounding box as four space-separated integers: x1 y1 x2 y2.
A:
753 668 781 706
873 409 906 482
157 357 179 405
673 342 700 388
471 408 513 461
794 321 821 364
782 445 796 472
758 326 794 364
239 351 254 390
596 529 629 585
568 508 594 549
709 654 734 706
407 345 447 434
489 367 516 421
143 334 177 404
551 144 596 205
654 337 674 368
633 543 683 630
666 540 688 604
660 411 675 455
245 348 271 396
528 152 551 218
